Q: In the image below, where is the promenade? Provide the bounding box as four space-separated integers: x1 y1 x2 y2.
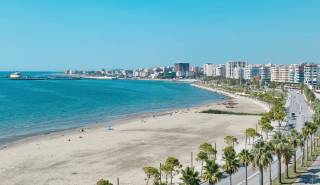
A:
213 89 314 185
294 156 320 185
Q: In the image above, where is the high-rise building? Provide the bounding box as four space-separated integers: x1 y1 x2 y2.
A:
215 64 226 77
304 63 319 86
225 61 247 78
270 65 279 82
174 63 190 78
271 65 289 82
203 63 215 76
233 67 245 79
291 64 304 83
260 65 271 85
244 65 260 80
190 65 201 77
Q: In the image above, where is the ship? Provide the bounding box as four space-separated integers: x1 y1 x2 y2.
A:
9 72 22 79
9 72 46 80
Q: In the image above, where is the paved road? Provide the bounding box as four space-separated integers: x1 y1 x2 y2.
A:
211 90 313 185
293 91 320 185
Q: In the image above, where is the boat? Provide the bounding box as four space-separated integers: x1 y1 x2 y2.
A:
9 72 46 80
9 72 22 79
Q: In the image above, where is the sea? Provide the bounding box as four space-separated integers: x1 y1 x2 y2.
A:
0 72 226 144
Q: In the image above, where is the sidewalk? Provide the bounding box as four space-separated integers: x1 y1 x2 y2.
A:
294 156 320 185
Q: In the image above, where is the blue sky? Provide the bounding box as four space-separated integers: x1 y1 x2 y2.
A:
1 0 320 70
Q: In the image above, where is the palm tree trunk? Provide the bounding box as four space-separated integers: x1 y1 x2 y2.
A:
314 134 316 151
302 146 305 167
229 174 232 185
146 177 149 185
201 161 203 176
311 136 313 156
286 163 289 178
294 149 297 173
159 163 162 184
259 166 264 185
269 164 272 185
314 135 316 151
170 172 173 185
277 154 282 183
165 174 168 184
306 139 309 161
245 163 248 185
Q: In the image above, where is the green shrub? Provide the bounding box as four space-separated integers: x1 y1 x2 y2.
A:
96 179 113 185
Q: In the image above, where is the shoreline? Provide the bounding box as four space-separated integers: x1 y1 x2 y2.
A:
191 83 270 112
0 83 268 185
1 83 229 149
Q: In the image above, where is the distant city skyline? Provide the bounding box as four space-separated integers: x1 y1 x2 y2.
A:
1 0 320 71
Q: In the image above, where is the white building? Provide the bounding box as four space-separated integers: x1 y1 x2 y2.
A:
288 64 304 83
225 61 247 78
244 65 260 80
304 64 319 86
203 63 215 76
270 65 290 83
215 64 226 77
233 67 245 79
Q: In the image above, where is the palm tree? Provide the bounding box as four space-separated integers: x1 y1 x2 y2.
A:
161 157 182 185
196 151 208 176
298 133 306 167
260 121 273 140
180 166 201 185
282 144 294 178
302 124 311 161
245 128 256 144
222 146 240 185
224 136 238 148
143 166 160 185
309 122 318 154
199 142 217 160
288 129 301 173
270 132 287 184
272 107 285 131
238 149 253 185
251 140 273 185
305 123 314 155
202 160 223 185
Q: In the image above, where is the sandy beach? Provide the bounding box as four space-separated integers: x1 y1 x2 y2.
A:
0 86 268 185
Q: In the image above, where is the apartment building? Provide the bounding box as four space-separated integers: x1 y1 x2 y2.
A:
304 64 319 86
271 65 290 83
244 64 260 80
225 61 247 78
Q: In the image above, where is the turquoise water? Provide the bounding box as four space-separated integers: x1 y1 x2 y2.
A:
0 72 226 143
